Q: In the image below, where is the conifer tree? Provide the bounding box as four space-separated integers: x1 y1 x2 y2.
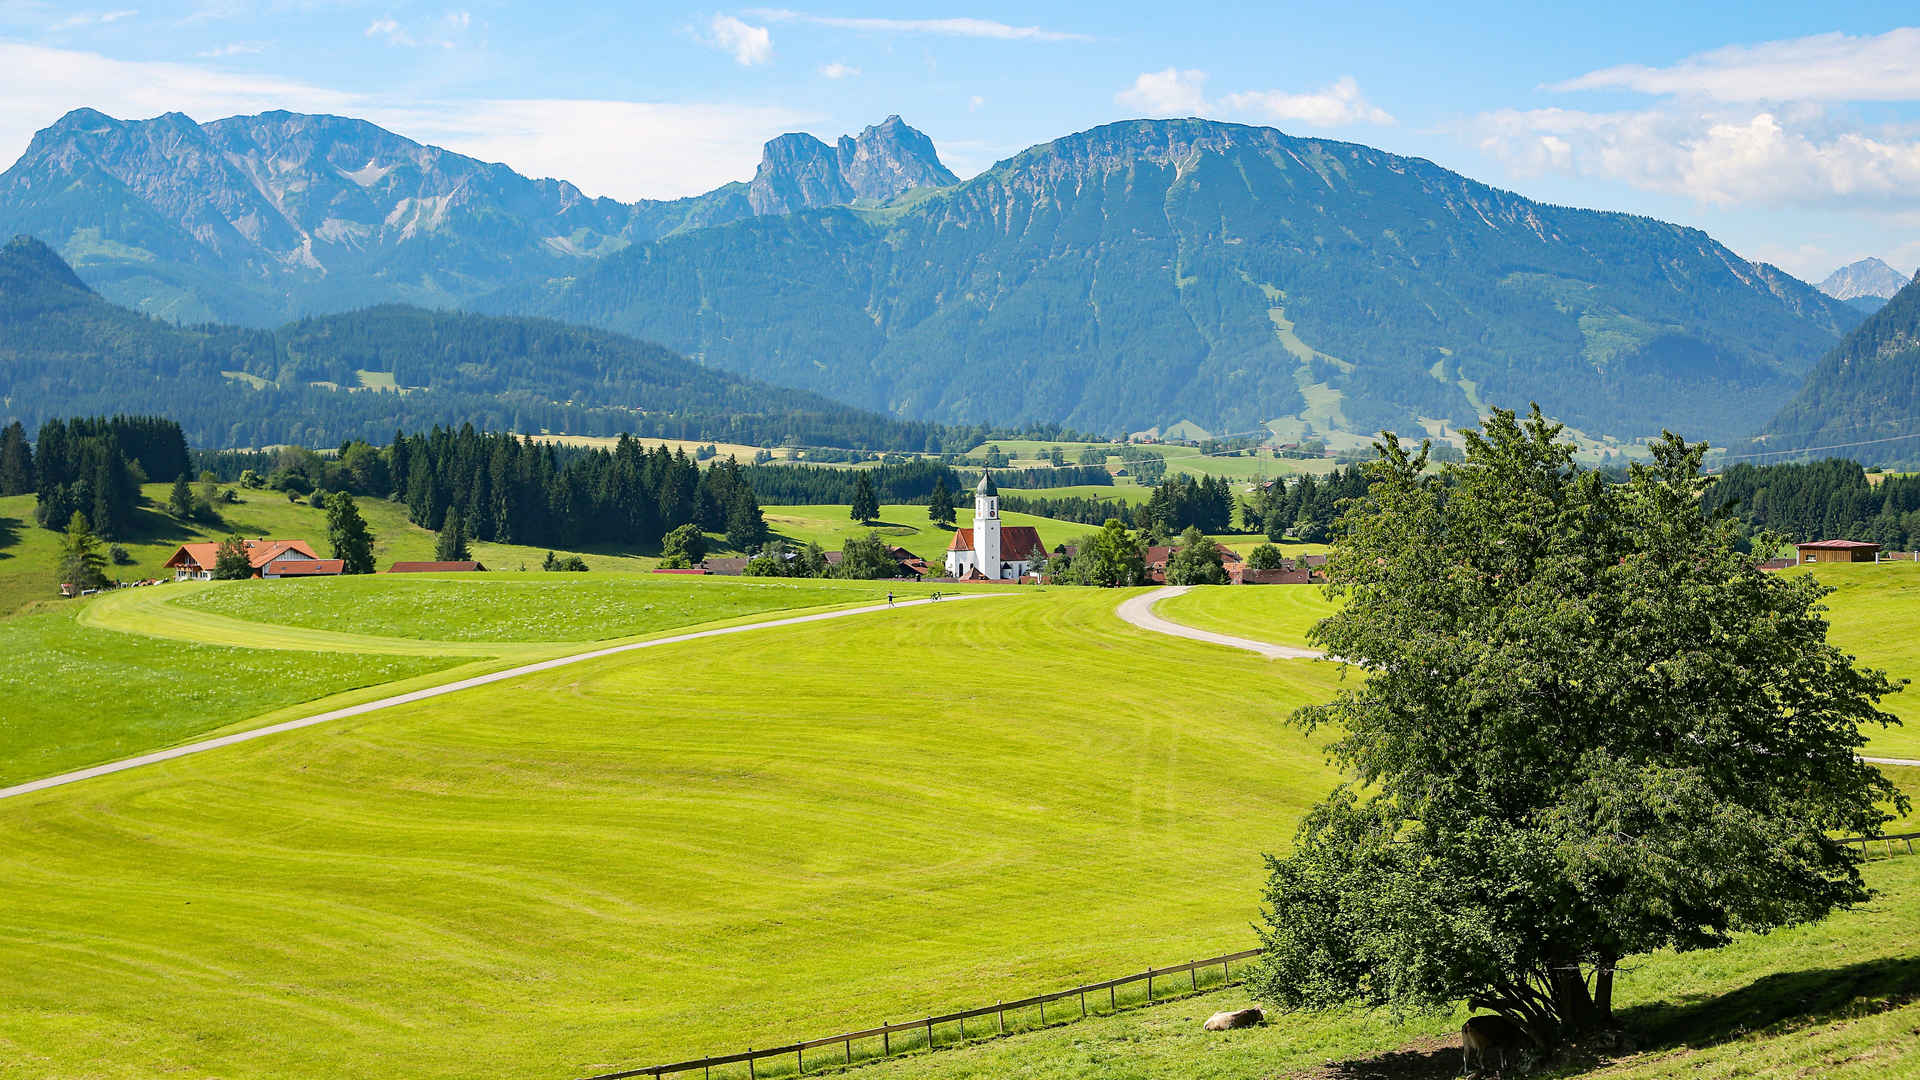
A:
57 511 108 591
927 475 955 527
169 473 195 519
211 535 253 580
850 472 879 524
435 507 470 562
0 421 33 496
326 491 377 574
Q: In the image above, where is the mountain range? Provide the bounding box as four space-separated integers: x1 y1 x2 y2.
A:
0 109 952 326
1758 267 1920 467
0 234 972 452
1818 257 1911 313
0 108 1876 446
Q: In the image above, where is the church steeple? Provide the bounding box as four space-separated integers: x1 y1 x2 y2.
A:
973 469 1002 574
975 470 997 497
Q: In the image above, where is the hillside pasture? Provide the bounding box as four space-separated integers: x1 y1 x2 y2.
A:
758 503 1086 563
0 588 1349 1079
1788 561 1920 759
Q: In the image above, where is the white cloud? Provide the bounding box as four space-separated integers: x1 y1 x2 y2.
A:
1555 27 1920 103
364 10 472 49
1222 77 1396 126
196 40 266 57
1116 67 1208 116
1117 68 1395 127
749 9 1087 42
49 8 136 31
0 41 812 203
706 14 772 66
1474 105 1920 208
819 61 858 79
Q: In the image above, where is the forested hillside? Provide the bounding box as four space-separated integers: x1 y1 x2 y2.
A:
0 236 986 451
1755 270 1920 467
490 118 1860 443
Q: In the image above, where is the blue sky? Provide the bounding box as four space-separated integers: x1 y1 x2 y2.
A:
1 1 1917 281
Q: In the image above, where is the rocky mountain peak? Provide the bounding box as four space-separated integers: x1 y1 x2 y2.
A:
748 117 954 215
1818 257 1910 301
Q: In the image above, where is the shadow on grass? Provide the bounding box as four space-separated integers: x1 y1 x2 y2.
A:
1297 957 1920 1079
0 514 20 560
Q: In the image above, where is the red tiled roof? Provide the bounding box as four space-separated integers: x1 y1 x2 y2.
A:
1795 539 1880 550
387 561 488 572
945 526 1047 558
163 538 319 571
268 559 344 576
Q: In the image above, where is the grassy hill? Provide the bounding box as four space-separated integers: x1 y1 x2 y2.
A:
0 483 657 616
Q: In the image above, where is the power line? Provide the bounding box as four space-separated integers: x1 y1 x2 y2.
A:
1718 428 1920 463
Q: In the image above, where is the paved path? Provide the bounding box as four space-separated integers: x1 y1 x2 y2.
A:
1117 589 1920 769
1114 586 1325 660
1 594 997 803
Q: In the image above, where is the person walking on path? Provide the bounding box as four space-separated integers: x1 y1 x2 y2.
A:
887 591 894 606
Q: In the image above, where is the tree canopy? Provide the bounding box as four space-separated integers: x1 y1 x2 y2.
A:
325 492 376 574
1252 406 1907 1051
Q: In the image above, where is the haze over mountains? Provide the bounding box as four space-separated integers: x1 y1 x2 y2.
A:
0 109 953 326
1818 257 1912 313
0 107 1879 448
1759 269 1920 467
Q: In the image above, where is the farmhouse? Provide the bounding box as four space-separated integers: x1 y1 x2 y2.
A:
388 561 488 573
163 539 329 581
1796 539 1880 564
944 473 1047 580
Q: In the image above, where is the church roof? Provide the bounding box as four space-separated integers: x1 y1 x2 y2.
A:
946 525 1046 559
976 471 997 496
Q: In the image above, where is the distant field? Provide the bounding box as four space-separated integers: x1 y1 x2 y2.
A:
0 607 457 786
0 589 1348 1079
0 485 654 617
168 574 944 643
759 503 1088 562
1789 562 1920 759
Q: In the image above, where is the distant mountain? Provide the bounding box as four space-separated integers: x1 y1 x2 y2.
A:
1755 268 1920 466
486 118 1862 444
0 109 954 325
1818 257 1910 308
0 235 969 451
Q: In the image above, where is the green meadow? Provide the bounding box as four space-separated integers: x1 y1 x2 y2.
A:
1153 584 1337 648
0 589 1349 1079
759 503 1086 563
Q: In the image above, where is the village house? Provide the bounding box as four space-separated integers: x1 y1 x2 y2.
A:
163 539 332 581
944 473 1047 581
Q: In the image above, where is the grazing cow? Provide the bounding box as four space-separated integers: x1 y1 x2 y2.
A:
1203 1007 1264 1031
1460 1013 1527 1075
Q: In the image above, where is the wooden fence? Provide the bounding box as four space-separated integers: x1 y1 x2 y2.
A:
581 948 1262 1080
581 830 1918 1080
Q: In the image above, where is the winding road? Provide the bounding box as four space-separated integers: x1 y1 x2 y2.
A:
0 593 998 803
1115 587 1918 770
1114 586 1325 660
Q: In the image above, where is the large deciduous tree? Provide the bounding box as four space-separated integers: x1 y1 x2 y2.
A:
1253 406 1906 1051
1165 525 1228 585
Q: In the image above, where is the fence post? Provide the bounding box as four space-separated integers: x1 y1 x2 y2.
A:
844 1039 851 1066
797 1046 803 1075
997 1002 1004 1035
1223 959 1230 985
883 1026 889 1056
1190 962 1198 992
747 1050 755 1080
1110 984 1116 1010
1147 969 1154 1001
1080 990 1086 1018
926 1017 934 1049
1039 999 1046 1025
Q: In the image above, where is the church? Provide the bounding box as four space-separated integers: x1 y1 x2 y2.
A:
943 472 1048 580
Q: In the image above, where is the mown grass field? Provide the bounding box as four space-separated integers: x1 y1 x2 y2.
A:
0 588 1351 1079
1154 585 1337 649
1792 562 1920 759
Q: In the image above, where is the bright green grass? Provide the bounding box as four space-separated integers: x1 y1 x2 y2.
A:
758 504 1086 562
166 573 927 643
0 608 458 786
0 485 654 618
1154 584 1338 649
1788 562 1920 759
840 856 1920 1080
0 589 1347 1079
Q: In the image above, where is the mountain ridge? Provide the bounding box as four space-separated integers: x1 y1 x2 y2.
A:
1755 269 1920 467
484 116 1861 443
0 108 956 324
0 233 974 452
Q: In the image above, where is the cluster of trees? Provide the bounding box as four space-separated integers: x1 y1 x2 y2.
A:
1243 465 1373 543
1710 459 1920 550
741 460 958 506
28 416 189 538
383 427 767 553
984 464 1113 490
1138 474 1236 535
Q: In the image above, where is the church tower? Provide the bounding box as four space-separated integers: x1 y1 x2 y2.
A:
973 470 1002 578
